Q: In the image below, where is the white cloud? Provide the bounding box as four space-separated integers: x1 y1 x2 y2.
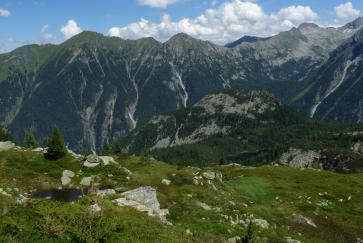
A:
138 0 178 8
0 8 11 17
60 20 82 40
334 2 361 24
39 24 54 43
41 24 49 33
108 0 319 44
274 6 318 24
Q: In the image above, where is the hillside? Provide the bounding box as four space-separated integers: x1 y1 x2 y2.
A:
0 147 362 242
113 90 363 171
293 27 363 123
0 18 362 152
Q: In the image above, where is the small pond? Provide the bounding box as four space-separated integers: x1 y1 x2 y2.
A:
34 188 89 202
33 186 113 202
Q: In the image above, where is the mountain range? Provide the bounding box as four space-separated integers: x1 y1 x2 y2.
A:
1 17 363 152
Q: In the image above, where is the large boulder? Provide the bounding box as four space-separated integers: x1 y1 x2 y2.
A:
99 156 115 165
113 186 169 223
84 155 101 167
0 141 16 152
202 171 216 180
61 170 75 186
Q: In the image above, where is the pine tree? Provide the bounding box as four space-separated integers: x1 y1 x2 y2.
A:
45 127 68 160
25 133 39 148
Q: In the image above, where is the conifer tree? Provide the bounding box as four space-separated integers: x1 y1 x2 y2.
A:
45 127 68 160
25 133 39 148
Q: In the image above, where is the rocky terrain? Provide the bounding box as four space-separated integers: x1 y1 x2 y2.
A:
293 26 363 123
0 142 362 242
0 18 363 152
113 90 363 172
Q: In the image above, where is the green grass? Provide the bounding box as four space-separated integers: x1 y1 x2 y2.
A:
0 149 362 242
225 176 273 203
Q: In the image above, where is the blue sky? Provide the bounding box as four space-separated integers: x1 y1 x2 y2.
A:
0 0 362 52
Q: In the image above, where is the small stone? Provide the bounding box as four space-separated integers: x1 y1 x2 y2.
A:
252 218 269 229
31 147 44 152
192 178 199 185
80 177 92 186
62 170 75 178
61 176 71 186
196 201 212 211
161 179 171 185
89 203 101 213
286 237 302 243
185 229 193 236
228 236 241 243
16 195 28 204
97 189 116 197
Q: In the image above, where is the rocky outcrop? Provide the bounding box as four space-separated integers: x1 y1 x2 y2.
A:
280 148 321 169
352 142 363 154
0 141 16 152
113 187 169 223
83 155 116 167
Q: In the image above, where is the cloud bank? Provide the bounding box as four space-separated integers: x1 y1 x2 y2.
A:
108 1 361 44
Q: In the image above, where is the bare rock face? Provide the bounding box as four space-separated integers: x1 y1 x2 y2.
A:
280 148 321 168
113 186 169 223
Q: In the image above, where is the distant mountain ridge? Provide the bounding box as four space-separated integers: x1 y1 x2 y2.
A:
0 18 362 152
293 26 363 123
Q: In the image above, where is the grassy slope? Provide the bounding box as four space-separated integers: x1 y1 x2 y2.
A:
0 149 362 242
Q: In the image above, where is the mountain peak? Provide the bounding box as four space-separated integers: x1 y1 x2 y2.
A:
62 31 107 47
225 36 271 48
166 33 199 45
298 23 320 29
342 16 363 30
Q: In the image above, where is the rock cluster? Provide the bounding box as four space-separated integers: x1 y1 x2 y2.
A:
113 187 169 223
280 148 321 168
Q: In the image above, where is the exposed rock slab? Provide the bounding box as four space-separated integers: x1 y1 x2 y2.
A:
280 148 321 168
113 186 169 223
0 141 16 152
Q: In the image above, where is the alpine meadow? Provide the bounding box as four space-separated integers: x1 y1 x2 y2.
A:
0 1 363 242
